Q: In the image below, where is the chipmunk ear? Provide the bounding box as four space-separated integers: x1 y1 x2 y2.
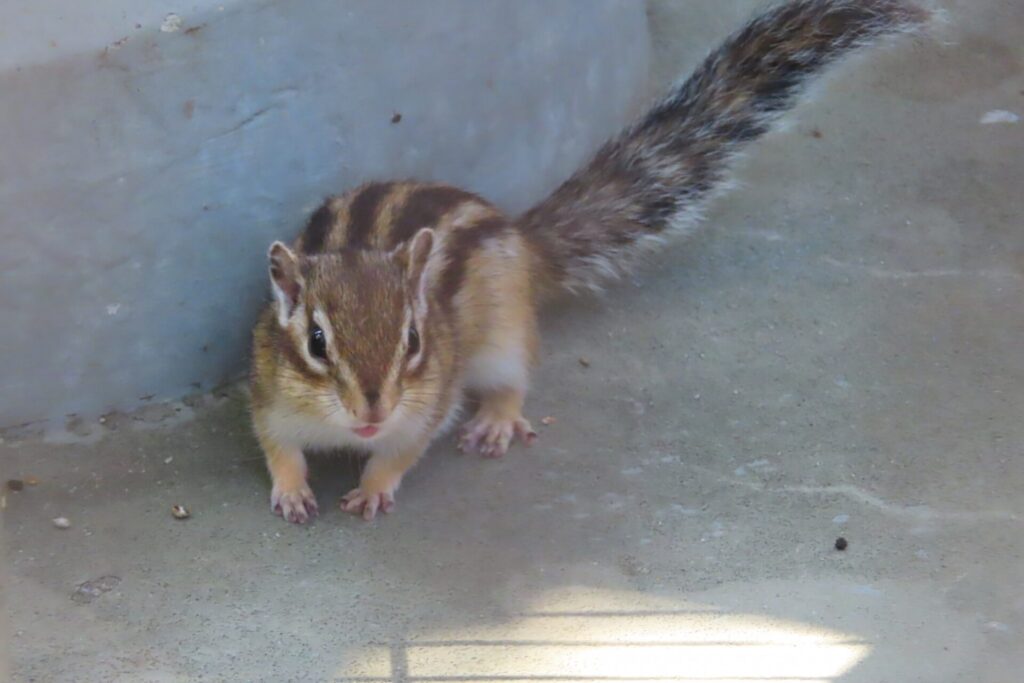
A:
405 228 435 313
407 228 435 282
268 241 304 326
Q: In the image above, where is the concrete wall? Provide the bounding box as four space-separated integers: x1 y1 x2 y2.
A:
0 0 650 428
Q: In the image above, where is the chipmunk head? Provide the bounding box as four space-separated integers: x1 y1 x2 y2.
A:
266 228 440 442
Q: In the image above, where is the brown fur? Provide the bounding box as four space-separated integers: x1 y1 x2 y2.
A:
250 0 929 523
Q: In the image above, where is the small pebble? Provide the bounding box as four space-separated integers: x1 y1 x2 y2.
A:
578 357 591 368
6 479 24 492
541 416 557 426
390 112 402 124
160 13 183 33
164 456 174 464
835 537 848 551
52 517 71 529
25 477 39 486
171 504 190 520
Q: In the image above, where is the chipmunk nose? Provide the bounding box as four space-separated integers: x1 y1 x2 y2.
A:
365 390 391 424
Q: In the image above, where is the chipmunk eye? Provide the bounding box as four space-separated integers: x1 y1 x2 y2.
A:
308 324 328 361
407 326 420 356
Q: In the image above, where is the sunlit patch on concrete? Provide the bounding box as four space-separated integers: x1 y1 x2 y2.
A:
336 587 870 682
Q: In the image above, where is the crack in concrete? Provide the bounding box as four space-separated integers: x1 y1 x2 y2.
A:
693 464 1022 524
822 256 1022 282
207 104 277 142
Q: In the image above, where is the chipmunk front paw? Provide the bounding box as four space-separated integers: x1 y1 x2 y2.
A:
459 413 537 458
340 487 396 521
271 483 319 524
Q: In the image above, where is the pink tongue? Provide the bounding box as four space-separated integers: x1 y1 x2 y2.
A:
354 425 379 438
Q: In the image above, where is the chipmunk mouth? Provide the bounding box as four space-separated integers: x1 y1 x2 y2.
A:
353 425 380 439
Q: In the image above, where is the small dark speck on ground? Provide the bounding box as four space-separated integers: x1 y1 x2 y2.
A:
7 479 24 492
835 537 848 551
391 112 402 124
811 128 823 139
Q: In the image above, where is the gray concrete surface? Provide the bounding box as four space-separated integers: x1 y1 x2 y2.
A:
3 0 1024 680
0 0 648 427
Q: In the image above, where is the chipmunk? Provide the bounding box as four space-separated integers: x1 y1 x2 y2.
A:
250 0 928 523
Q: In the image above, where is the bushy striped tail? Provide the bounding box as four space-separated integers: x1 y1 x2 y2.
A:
518 0 929 294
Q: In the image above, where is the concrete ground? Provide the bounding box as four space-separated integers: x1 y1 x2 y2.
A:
3 1 1023 680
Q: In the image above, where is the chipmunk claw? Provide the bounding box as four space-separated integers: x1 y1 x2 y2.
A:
271 484 319 524
340 487 395 521
459 415 536 458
